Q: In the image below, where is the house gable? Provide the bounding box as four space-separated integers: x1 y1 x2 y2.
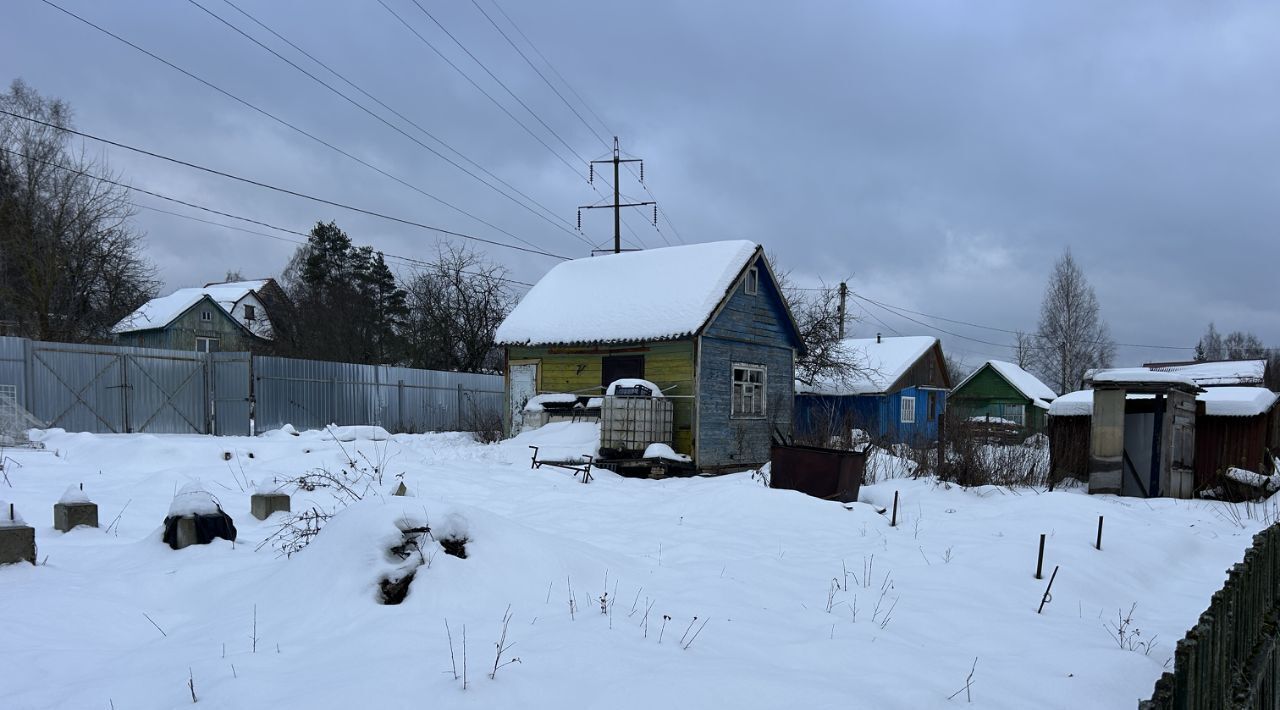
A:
700 251 803 350
951 364 1030 405
883 340 951 393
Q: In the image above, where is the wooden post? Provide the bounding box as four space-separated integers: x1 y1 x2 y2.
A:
1036 534 1046 579
1095 516 1104 551
890 491 899 527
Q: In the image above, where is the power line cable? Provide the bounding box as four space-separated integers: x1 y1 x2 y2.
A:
36 0 555 255
377 0 646 250
851 291 1194 351
6 148 535 287
373 0 584 181
136 203 533 288
479 0 684 245
0 111 570 260
406 0 588 167
205 0 594 251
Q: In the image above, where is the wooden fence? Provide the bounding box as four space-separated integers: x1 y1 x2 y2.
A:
1140 523 1280 709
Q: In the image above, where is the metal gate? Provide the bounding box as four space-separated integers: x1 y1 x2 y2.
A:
211 352 252 436
26 342 210 434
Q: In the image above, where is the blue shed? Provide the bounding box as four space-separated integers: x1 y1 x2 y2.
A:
795 335 952 446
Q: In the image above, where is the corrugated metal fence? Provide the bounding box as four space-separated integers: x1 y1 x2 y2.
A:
0 336 502 436
1140 523 1280 709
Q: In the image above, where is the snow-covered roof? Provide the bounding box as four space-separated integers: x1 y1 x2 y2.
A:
955 360 1057 408
1147 360 1267 387
1086 368 1198 387
1198 387 1278 417
495 241 761 346
797 336 939 395
113 280 271 336
1049 386 1278 417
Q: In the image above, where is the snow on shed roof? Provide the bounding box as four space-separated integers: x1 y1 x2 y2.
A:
1086 368 1198 386
1198 387 1278 417
797 336 939 395
1049 386 1277 417
112 281 268 334
495 241 761 346
955 360 1057 407
1147 360 1267 387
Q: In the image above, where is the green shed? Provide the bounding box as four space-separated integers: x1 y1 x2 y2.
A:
949 360 1057 432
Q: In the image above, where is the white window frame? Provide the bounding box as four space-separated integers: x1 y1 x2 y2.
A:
745 267 759 296
1001 403 1026 427
731 363 767 418
900 395 916 424
195 337 219 353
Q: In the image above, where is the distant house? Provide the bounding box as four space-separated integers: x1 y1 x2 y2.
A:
494 241 805 471
949 360 1057 432
794 335 951 445
113 279 288 352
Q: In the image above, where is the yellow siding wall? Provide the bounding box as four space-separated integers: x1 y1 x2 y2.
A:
508 341 696 455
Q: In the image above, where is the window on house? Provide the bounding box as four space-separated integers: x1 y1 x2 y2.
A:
195 337 219 353
732 364 766 418
1001 404 1026 426
243 304 256 321
745 267 759 295
927 391 938 422
900 395 916 424
201 310 212 321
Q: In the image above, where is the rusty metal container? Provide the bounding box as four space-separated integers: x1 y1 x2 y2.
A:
769 444 866 503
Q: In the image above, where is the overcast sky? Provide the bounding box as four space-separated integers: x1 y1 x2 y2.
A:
4 0 1278 368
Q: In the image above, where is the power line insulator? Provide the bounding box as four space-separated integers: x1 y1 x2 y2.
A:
576 209 582 231
652 205 658 225
639 162 644 182
588 164 593 185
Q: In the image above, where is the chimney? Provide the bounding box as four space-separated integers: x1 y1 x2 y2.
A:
877 333 882 344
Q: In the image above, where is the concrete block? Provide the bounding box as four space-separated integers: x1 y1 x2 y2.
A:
0 525 36 565
250 493 291 520
175 516 199 550
54 502 99 532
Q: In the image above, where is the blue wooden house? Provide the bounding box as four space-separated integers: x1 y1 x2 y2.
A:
794 335 951 445
495 240 805 471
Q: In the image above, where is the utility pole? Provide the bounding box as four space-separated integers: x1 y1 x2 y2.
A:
578 137 655 254
838 282 848 340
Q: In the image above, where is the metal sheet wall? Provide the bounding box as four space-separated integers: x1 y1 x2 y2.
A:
0 337 503 436
251 356 502 433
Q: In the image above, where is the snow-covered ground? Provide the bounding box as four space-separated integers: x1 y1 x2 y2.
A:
0 423 1273 709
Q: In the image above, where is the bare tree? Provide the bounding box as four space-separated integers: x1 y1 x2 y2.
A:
945 352 972 384
404 244 515 373
1030 249 1115 393
1222 330 1266 360
1013 330 1035 369
1194 322 1224 362
0 79 157 342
